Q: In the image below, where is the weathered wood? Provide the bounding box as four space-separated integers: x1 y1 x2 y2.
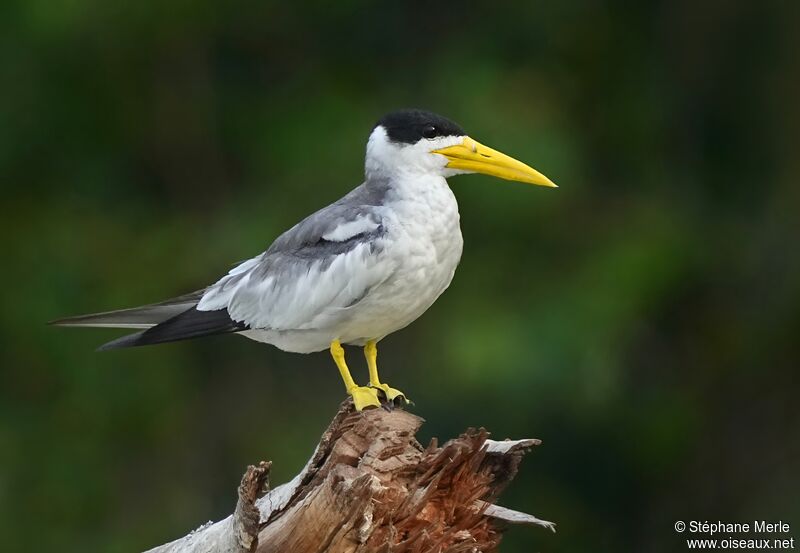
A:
145 401 553 553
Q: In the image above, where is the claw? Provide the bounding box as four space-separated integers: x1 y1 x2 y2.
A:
371 383 410 407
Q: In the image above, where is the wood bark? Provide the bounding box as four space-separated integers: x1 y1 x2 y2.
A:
146 401 553 553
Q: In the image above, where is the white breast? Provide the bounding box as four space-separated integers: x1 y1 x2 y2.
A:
334 174 463 343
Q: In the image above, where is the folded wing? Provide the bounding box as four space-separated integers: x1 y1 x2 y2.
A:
51 183 395 349
198 190 395 331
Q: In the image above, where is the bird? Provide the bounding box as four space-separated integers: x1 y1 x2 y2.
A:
52 109 556 411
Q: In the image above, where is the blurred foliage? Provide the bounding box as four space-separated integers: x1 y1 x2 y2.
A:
1 1 798 551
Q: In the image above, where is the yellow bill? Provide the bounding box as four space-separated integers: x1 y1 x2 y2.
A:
433 136 557 187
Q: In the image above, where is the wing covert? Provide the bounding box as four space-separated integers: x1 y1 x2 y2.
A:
197 184 395 331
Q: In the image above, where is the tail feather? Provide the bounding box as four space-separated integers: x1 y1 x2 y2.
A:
97 307 248 351
49 291 204 329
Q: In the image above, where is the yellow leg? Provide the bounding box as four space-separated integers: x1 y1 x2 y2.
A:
364 340 408 404
330 340 380 411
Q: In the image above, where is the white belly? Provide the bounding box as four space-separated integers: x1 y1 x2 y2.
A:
242 177 463 353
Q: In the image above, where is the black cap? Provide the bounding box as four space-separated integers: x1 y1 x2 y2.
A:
375 109 465 144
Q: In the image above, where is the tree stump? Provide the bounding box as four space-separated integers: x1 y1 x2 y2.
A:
145 401 554 553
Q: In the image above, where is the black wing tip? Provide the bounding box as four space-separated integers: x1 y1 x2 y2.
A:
96 331 148 351
95 308 246 351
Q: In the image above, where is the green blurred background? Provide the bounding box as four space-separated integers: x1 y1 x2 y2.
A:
1 1 798 551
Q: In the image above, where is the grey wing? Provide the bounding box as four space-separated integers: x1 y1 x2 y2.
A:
197 185 396 330
51 289 248 350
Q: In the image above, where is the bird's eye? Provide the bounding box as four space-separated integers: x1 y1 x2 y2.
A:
422 125 437 139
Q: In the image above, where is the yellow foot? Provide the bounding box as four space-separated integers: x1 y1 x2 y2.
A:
371 383 410 406
349 386 382 411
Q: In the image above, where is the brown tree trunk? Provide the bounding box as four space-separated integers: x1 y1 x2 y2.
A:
146 401 553 553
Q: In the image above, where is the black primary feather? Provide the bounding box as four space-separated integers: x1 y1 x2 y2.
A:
97 307 248 351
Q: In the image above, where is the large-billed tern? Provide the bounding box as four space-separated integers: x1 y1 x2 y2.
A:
53 109 556 411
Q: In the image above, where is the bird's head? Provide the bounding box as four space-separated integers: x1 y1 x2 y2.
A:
366 109 556 188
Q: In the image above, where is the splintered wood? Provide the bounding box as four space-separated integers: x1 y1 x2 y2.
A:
146 402 553 553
